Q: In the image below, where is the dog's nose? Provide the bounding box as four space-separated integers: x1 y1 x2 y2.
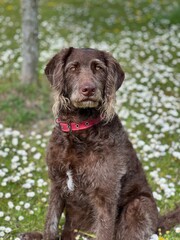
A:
81 83 96 97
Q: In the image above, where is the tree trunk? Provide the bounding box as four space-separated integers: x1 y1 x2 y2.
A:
21 0 39 84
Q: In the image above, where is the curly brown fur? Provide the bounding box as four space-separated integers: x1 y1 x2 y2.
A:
21 48 179 240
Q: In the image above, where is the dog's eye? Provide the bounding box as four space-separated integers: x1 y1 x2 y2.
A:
95 65 102 71
70 66 76 72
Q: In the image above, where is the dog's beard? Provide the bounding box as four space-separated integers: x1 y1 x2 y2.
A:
70 89 102 109
72 100 100 109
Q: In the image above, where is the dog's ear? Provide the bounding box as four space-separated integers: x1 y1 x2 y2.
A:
44 47 73 88
105 52 125 91
100 52 125 122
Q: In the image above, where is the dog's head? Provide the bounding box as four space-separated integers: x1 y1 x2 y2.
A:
45 47 125 122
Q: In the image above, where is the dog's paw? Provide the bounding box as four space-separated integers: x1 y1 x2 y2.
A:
20 232 43 240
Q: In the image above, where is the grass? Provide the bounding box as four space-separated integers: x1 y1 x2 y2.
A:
0 0 180 239
0 80 52 129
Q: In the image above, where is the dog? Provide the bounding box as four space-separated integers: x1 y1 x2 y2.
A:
21 47 180 240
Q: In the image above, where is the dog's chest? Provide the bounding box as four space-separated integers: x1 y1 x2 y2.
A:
55 166 93 199
51 149 106 197
48 129 125 197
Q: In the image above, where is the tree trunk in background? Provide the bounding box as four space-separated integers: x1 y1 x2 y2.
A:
21 0 39 84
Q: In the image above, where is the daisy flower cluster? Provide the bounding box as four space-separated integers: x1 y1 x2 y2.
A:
114 24 180 204
0 124 50 239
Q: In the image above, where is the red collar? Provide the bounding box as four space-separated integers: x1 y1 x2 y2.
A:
55 116 103 132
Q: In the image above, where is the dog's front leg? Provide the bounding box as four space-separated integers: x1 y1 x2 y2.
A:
44 183 65 240
95 200 116 240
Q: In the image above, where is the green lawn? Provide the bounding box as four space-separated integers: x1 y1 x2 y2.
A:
0 0 179 239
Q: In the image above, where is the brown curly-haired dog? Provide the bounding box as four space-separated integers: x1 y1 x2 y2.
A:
21 48 180 240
